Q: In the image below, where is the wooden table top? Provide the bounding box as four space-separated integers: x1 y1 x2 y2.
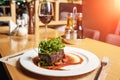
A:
0 27 120 80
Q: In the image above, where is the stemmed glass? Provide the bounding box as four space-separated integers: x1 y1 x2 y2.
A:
38 1 54 40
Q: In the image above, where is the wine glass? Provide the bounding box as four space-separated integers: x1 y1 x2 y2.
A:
38 1 54 40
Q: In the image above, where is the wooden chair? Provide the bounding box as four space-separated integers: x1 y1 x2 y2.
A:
105 20 120 46
83 28 100 40
105 34 120 46
115 20 120 35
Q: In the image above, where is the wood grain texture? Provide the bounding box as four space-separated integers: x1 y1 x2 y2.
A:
0 27 120 80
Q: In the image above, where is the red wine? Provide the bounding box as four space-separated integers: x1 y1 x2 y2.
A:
39 15 53 24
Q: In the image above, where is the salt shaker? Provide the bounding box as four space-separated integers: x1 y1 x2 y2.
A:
65 30 71 39
71 30 77 40
17 20 27 36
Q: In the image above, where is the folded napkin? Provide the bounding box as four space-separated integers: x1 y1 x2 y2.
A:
9 20 17 35
0 49 29 67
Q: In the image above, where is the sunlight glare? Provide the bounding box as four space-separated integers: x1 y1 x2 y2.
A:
114 0 120 13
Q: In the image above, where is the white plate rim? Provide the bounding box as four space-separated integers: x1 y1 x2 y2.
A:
19 46 100 77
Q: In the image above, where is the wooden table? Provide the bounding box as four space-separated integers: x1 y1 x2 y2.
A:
0 27 120 80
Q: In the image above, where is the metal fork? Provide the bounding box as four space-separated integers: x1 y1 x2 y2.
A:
94 57 109 80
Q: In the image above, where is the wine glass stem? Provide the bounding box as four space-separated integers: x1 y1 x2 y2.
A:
45 24 48 40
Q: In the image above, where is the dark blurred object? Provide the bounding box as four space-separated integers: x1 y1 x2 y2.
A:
0 21 9 26
60 3 82 13
16 1 28 18
59 3 82 21
0 7 3 16
0 55 11 80
0 0 10 5
0 0 10 16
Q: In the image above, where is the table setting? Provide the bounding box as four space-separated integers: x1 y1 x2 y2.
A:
0 48 110 80
0 0 120 80
0 35 111 80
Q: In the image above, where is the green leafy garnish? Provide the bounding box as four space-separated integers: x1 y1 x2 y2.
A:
38 61 48 67
38 37 65 55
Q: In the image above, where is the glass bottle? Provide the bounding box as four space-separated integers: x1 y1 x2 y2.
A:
76 13 83 39
72 7 77 29
65 13 73 30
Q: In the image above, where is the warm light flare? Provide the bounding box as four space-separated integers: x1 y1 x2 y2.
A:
114 0 120 13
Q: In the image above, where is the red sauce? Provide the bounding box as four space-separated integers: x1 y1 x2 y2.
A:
33 53 83 70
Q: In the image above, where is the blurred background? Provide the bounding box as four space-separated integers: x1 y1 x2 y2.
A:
0 0 120 42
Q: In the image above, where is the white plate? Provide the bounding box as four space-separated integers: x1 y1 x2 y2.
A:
19 46 100 77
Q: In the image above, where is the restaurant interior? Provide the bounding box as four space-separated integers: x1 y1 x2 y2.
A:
0 0 120 80
1 0 120 45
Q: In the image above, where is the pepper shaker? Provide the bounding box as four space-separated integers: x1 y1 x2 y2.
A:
71 30 77 40
28 2 35 34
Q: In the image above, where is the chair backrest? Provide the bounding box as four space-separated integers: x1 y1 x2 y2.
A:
105 20 120 46
83 28 100 40
115 20 120 35
105 34 120 46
